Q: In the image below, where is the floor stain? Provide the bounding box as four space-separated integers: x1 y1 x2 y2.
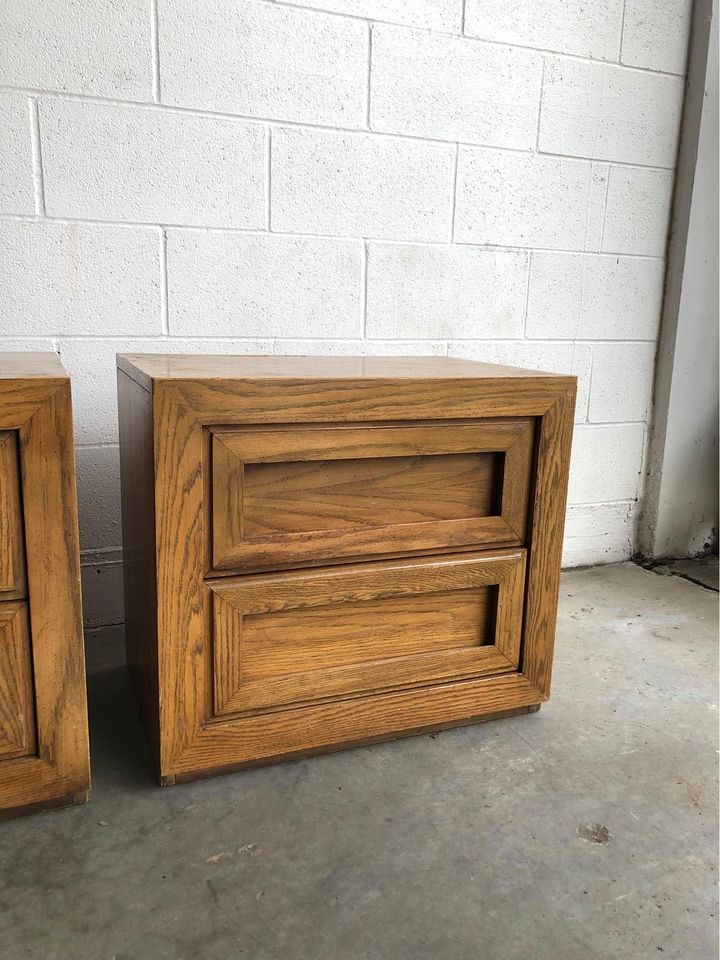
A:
685 782 705 809
239 842 263 856
206 878 220 906
577 823 613 844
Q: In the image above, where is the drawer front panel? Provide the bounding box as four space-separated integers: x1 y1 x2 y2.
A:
0 432 26 599
210 549 526 717
0 602 35 761
211 420 534 572
242 452 498 536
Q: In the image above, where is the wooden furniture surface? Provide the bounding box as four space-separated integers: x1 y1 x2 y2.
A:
117 354 575 784
0 353 89 816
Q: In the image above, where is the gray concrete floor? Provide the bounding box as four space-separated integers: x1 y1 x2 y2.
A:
650 554 719 593
0 562 717 960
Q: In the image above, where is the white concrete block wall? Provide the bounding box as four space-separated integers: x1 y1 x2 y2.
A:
167 233 364 337
0 94 35 214
370 27 543 148
0 0 691 628
40 100 266 226
538 58 684 166
454 150 609 249
161 1 369 125
271 128 455 239
463 0 625 59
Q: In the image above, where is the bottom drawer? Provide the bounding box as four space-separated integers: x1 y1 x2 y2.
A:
209 549 526 718
0 602 35 760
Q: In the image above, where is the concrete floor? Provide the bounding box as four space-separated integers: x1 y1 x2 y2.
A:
0 562 717 960
650 554 719 592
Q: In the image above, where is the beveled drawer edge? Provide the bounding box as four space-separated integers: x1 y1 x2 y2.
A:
208 416 536 575
0 601 36 762
208 547 527 721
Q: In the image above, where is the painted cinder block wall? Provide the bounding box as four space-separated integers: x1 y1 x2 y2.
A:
0 0 691 629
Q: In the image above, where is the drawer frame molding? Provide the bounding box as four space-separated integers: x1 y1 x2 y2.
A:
210 549 526 717
118 359 575 783
0 371 89 812
0 603 35 761
210 419 534 572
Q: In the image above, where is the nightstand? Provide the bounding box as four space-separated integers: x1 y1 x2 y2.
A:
117 354 575 784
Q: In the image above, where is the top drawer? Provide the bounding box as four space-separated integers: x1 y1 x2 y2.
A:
210 418 534 573
0 432 26 599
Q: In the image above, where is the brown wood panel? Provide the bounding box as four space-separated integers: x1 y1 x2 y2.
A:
0 432 26 599
166 375 571 427
242 453 496 536
522 387 576 695
152 380 208 774
0 352 67 380
214 419 527 461
117 353 572 388
211 420 533 571
117 369 161 772
176 673 544 780
211 550 525 716
212 548 522 611
18 379 89 803
241 589 492 675
0 359 89 814
0 603 35 761
172 700 542 784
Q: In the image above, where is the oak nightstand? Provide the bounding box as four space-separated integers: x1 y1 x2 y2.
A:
0 353 89 817
117 354 575 784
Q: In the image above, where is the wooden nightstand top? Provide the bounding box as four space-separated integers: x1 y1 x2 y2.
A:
117 353 573 390
0 352 68 381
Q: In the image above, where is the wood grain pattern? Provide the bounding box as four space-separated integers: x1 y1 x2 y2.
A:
0 432 26 599
211 550 525 715
0 355 89 815
117 353 570 387
242 453 495 534
117 353 574 783
241 591 492 675
172 704 541 783
174 376 567 425
212 549 522 612
0 603 35 760
211 420 533 571
153 379 207 775
522 387 576 696
179 672 544 779
0 352 67 380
